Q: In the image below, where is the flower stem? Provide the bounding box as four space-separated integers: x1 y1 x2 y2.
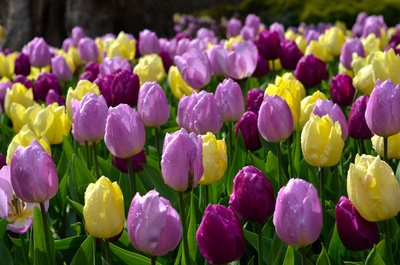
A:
101 238 111 264
287 136 295 178
320 167 328 247
229 122 233 165
127 156 136 196
151 255 157 265
92 142 100 178
85 141 91 170
383 219 395 265
204 184 209 207
40 202 52 265
20 232 30 265
277 141 282 188
301 247 307 265
257 222 264 265
272 60 276 81
155 127 160 165
178 191 190 265
383 136 388 163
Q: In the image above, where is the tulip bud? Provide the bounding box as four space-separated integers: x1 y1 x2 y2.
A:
10 139 58 203
28 37 51 68
229 165 275 223
348 95 373 140
274 178 322 247
34 72 62 101
246 88 264 115
13 75 33 90
324 27 346 56
83 176 125 239
4 83 35 118
335 196 380 251
51 55 73 82
340 38 365 70
99 56 133 77
14 53 31 76
207 45 225 76
161 128 203 192
279 39 303 70
167 65 194 99
251 53 270 77
214 78 244 122
196 204 245 264
127 190 182 256
45 89 66 106
330 74 356 107
105 104 146 159
72 26 86 46
138 29 160 56
347 154 400 222
235 111 262 151
111 69 140 107
113 150 146 174
294 54 328 89
0 81 13 105
299 90 327 130
372 133 400 159
134 54 166 86
227 18 242 37
257 30 281 60
78 37 99 63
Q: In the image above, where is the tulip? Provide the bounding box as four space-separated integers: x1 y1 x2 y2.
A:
177 94 190 130
34 72 62 101
28 37 51 68
348 95 373 140
10 139 58 203
45 89 66 106
78 37 99 63
13 74 33 90
279 39 303 70
93 74 113 106
323 27 346 56
214 78 244 122
71 26 86 46
84 61 99 77
372 132 400 159
161 128 203 192
304 40 333 62
244 14 260 37
134 54 166 86
312 99 348 141
138 29 160 56
196 204 245 264
4 83 35 118
258 94 293 142
66 80 101 119
167 65 194 99
113 150 146 174
78 71 96 83
301 114 344 167
62 38 73 52
235 111 262 151
14 53 31 76
9 102 43 133
294 54 328 89
246 88 264 115
99 56 133 77
340 38 365 70
299 90 327 130
257 29 281 60
226 18 242 37
207 45 225 76
0 52 16 79
110 69 140 107
51 55 73 82
83 176 125 238
274 178 322 247
353 65 374 95
270 22 285 40
251 53 270 77
0 154 5 169
347 154 400 222
106 32 136 60
330 74 356 107
0 81 13 105
229 165 275 223
127 190 182 256
105 104 146 159
137 81 170 127
365 79 400 137
174 48 212 89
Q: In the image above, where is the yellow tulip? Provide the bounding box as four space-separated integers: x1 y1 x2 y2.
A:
224 35 244 51
9 103 44 133
338 62 353 78
66 80 100 120
284 29 297 40
351 54 367 75
107 31 136 60
83 176 125 238
371 133 400 159
133 54 166 85
199 132 228 185
167 66 194 99
299 91 328 130
295 35 307 54
347 154 400 222
353 65 375 95
301 114 344 167
4 83 35 118
275 72 306 100
95 38 105 63
67 46 82 68
324 27 346 56
361 34 381 57
305 40 333 62
0 52 17 79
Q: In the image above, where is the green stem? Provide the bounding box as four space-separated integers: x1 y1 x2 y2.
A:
179 192 190 265
360 139 366 155
204 184 209 207
287 136 294 178
85 141 91 170
383 137 388 163
229 122 233 164
40 202 52 265
155 127 160 165
102 238 111 264
257 223 263 265
151 255 157 265
334 164 339 202
301 247 307 265
272 60 276 81
92 142 100 178
320 167 328 247
127 157 136 196
20 232 30 265
277 141 282 188
383 219 395 265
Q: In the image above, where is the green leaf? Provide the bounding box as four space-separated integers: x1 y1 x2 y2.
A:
265 151 279 195
187 192 197 262
268 231 282 265
33 206 55 265
98 156 121 182
70 154 97 204
66 196 84 217
316 244 331 265
247 256 255 265
70 235 95 265
54 236 87 250
109 243 161 265
62 135 76 164
0 236 13 265
282 246 294 265
365 245 385 265
328 224 349 265
227 131 246 195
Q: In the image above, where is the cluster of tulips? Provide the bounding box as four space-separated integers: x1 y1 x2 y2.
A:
0 10 400 265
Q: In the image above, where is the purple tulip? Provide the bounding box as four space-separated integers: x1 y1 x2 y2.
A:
138 29 160 56
280 39 303 70
335 196 380 251
28 37 51 68
352 12 367 37
305 30 320 45
340 38 365 70
235 111 262 151
14 53 31 76
365 79 400 137
196 204 245 264
51 55 73 82
348 95 373 140
127 190 182 256
78 71 96 83
0 81 13 105
362 16 385 38
175 38 191 57
240 25 257 41
258 94 294 142
13 75 33 89
71 26 86 46
174 48 212 89
99 56 133 77
62 38 74 52
71 93 108 143
214 78 244 122
227 18 242 37
244 14 260 38
197 28 218 45
177 94 190 130
246 88 264 115
252 52 270 77
0 154 6 170
294 55 328 89
312 99 348 140
257 30 281 60
207 45 225 76
229 165 275 223
34 72 62 101
110 70 140 107
161 128 203 192
78 37 99 63
113 150 146 174
270 22 285 40
273 178 322 247
137 81 170 127
84 61 99 77
330 74 356 107
10 139 58 203
93 74 113 107
105 104 146 158
45 89 66 106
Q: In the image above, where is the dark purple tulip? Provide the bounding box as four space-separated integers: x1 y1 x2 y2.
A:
113 150 146 174
252 53 270 77
235 111 262 151
84 61 99 77
45 89 66 106
246 88 264 115
196 204 245 264
159 50 174 73
348 95 373 140
13 75 33 90
294 55 328 89
330 74 356 107
257 29 281 60
229 165 275 223
110 70 140 107
14 53 31 76
280 39 303 70
34 72 62 101
335 196 380 251
93 74 113 107
0 153 6 170
78 71 96 83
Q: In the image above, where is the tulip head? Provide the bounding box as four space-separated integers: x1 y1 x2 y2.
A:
134 54 166 86
138 29 161 56
279 39 303 70
257 29 281 60
111 69 140 107
78 37 99 63
246 88 264 115
348 95 373 140
51 55 73 82
372 133 400 159
214 78 245 122
227 18 242 37
14 53 31 76
330 74 356 107
340 38 365 70
299 90 327 130
28 37 51 68
294 54 328 89
34 72 62 101
235 111 262 152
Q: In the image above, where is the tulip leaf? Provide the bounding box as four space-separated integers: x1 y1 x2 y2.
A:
33 205 55 265
227 131 246 195
54 236 87 250
187 192 198 263
328 224 349 265
97 156 121 182
62 135 76 163
70 154 97 204
0 236 13 265
282 246 294 265
70 235 95 265
109 243 161 265
268 231 282 265
316 244 331 265
265 151 279 195
365 245 385 265
66 196 84 218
